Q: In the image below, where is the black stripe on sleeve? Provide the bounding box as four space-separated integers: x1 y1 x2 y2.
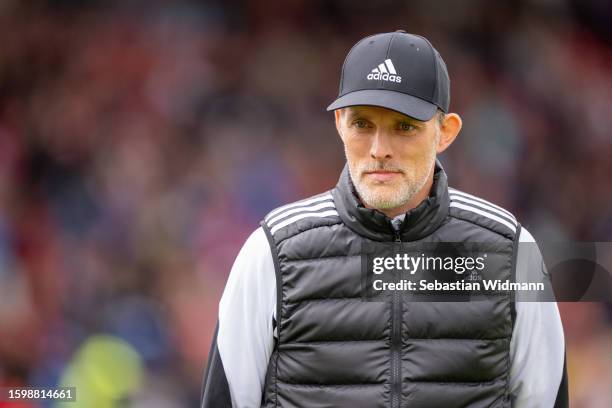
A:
510 223 522 329
260 220 283 342
553 352 569 408
201 321 232 408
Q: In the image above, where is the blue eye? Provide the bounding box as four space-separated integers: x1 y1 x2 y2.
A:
400 122 414 131
354 120 368 128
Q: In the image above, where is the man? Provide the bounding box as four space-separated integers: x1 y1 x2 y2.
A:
202 31 568 408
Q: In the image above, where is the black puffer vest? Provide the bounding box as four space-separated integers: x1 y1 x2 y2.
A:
260 162 521 408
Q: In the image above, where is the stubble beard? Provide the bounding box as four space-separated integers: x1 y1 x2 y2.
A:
345 144 438 212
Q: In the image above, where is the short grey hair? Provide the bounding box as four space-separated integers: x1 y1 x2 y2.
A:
434 109 445 139
435 109 445 126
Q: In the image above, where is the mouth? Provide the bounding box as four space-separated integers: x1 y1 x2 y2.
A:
363 170 402 182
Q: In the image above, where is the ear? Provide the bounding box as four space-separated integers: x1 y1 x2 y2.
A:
334 109 346 143
436 113 462 154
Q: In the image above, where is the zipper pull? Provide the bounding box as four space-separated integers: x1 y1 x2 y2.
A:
391 218 402 242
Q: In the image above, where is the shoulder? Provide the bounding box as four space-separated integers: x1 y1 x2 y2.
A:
447 187 519 239
223 227 274 290
261 191 341 242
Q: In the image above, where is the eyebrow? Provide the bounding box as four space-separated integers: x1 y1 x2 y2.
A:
345 110 422 124
344 110 367 121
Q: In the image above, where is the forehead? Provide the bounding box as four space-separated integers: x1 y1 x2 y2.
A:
343 105 419 122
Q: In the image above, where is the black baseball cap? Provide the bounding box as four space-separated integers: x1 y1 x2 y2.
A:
327 31 450 121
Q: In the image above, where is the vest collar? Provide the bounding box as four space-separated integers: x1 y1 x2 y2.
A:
332 159 450 242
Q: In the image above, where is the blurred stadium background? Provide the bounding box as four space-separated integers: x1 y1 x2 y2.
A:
0 0 611 406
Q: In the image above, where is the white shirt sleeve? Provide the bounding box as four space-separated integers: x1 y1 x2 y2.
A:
217 227 276 408
509 227 566 407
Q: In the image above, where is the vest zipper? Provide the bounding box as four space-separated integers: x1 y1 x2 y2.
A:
390 221 402 408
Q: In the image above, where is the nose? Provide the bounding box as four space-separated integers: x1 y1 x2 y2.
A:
370 128 393 159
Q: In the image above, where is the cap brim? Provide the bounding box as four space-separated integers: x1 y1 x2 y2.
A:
326 89 437 121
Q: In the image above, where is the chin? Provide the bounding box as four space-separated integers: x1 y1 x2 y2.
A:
360 189 404 209
366 197 406 211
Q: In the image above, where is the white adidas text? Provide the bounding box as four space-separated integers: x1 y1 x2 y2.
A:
367 59 402 83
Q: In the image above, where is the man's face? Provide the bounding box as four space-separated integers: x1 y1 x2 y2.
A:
335 106 441 213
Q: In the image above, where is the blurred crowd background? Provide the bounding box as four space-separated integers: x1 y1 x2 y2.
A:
1 0 611 406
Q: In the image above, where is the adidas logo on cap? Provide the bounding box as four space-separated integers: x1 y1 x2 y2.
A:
367 59 402 83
